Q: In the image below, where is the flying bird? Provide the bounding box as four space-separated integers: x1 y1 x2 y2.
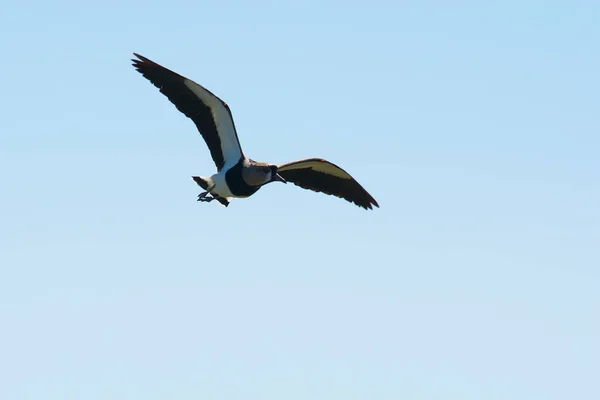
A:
131 53 379 210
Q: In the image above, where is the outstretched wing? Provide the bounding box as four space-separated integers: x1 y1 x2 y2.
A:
277 158 379 210
131 53 244 171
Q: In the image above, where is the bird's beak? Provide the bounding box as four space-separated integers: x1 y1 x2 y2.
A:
272 173 287 183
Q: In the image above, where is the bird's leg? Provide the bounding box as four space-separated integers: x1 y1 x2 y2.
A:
197 191 215 202
197 185 217 203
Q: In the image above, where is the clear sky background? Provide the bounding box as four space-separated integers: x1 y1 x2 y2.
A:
1 1 598 399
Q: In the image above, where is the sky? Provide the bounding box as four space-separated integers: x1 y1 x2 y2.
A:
1 0 599 399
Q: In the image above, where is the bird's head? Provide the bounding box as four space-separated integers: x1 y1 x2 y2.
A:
243 162 287 187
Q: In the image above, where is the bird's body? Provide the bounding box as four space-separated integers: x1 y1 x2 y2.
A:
207 168 236 198
195 158 273 206
132 53 379 210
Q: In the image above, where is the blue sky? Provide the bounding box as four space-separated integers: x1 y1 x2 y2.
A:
1 0 598 399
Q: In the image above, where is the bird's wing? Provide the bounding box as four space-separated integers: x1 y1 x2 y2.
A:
132 53 244 171
277 158 379 210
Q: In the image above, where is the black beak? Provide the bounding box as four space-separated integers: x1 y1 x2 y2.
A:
271 173 287 183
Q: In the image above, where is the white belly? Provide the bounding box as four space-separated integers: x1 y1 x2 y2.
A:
208 170 234 199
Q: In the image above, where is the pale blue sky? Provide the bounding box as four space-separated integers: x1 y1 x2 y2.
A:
1 1 599 399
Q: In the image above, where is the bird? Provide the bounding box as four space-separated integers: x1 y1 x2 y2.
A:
131 53 379 210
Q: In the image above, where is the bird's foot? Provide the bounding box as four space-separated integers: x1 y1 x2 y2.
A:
197 191 215 202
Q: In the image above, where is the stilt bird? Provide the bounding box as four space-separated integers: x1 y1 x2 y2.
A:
132 53 379 210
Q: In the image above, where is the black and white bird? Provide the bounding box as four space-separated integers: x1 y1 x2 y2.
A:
131 53 379 210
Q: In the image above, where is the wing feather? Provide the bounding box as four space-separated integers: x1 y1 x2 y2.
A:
277 158 379 210
131 53 244 170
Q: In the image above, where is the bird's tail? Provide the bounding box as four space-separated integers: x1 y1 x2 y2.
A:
191 176 210 190
191 176 229 207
